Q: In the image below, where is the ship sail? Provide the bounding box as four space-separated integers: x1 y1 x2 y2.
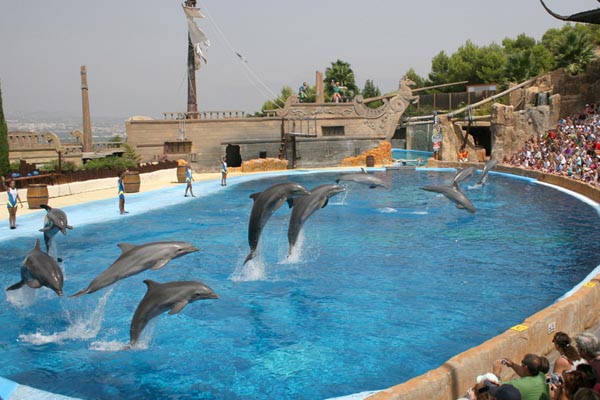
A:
182 4 210 70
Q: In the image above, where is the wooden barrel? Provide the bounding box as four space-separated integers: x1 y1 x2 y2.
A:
176 165 187 183
27 184 49 209
123 171 140 193
366 155 375 167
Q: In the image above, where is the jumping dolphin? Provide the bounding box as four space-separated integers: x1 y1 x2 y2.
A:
477 158 499 186
70 241 199 298
244 182 310 264
452 166 476 185
335 168 389 189
39 204 73 252
6 239 64 297
130 279 218 346
287 184 345 255
422 184 476 213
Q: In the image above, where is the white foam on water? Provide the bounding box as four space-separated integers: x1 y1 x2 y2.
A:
379 207 398 213
18 289 112 345
281 230 305 264
5 285 38 308
230 258 268 281
89 340 131 352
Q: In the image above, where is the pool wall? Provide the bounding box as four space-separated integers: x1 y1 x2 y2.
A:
367 163 600 400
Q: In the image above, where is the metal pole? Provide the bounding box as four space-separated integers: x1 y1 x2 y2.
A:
185 0 198 119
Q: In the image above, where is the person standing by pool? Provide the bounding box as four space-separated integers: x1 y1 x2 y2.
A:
184 164 195 197
117 171 128 214
2 176 23 229
220 156 227 186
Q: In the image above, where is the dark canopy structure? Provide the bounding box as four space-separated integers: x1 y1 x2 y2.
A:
540 0 600 25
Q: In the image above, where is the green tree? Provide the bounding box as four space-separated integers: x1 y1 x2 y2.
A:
554 28 596 75
324 59 359 100
404 68 426 89
428 51 452 92
475 43 507 84
122 143 142 165
362 79 383 108
261 86 294 113
0 83 9 176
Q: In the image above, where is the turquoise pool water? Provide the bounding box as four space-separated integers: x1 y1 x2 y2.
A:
1 167 599 399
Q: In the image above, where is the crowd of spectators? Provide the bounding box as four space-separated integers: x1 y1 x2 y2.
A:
507 104 600 186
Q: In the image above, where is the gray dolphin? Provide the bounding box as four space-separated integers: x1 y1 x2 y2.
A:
422 184 476 213
452 166 476 185
477 158 498 185
39 204 73 252
335 168 389 189
70 241 199 298
130 279 218 346
287 184 345 255
244 182 310 264
6 239 64 297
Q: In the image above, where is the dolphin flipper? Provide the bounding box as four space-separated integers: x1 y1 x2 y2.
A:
169 301 189 315
6 280 26 291
150 259 171 270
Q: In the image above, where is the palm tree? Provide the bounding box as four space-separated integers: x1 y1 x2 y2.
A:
555 29 596 76
324 60 359 101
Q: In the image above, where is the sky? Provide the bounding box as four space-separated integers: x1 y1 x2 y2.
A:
0 0 598 121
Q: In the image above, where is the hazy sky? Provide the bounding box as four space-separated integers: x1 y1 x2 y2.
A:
0 0 597 120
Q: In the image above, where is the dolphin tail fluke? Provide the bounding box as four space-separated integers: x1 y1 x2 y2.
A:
243 251 255 265
6 280 25 291
69 288 90 298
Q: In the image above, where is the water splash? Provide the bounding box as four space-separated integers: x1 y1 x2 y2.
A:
379 207 398 214
5 285 38 308
283 230 305 264
230 258 267 281
18 289 112 345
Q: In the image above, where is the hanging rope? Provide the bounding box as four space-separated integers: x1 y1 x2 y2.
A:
199 2 287 108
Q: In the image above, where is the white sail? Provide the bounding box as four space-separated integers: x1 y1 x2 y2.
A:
182 4 210 70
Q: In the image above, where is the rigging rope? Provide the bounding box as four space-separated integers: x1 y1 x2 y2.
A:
198 2 287 109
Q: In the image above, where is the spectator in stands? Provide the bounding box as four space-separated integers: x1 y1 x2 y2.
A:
553 332 586 376
553 370 594 399
572 388 600 400
492 353 550 400
574 333 600 393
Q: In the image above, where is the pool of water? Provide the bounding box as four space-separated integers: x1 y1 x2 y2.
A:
1 168 599 400
392 149 432 161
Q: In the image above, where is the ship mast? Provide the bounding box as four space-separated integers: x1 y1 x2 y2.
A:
186 0 198 119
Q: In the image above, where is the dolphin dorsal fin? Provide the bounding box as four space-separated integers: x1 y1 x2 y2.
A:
143 279 161 291
33 239 40 250
249 192 261 202
118 243 136 253
360 168 366 173
169 301 188 315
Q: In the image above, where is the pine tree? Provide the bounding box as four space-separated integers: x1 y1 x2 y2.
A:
0 82 10 176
